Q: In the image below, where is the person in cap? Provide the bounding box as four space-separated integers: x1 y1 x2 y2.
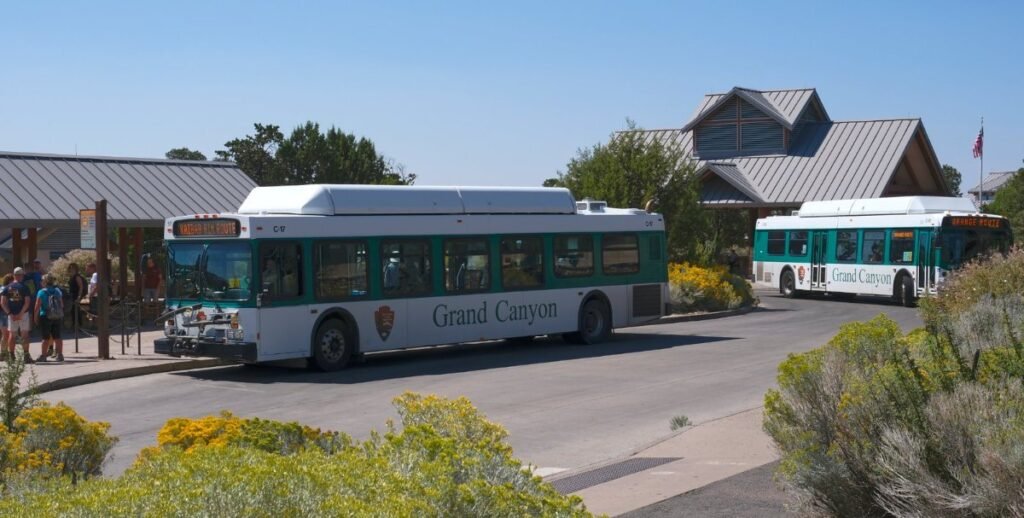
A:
1 267 34 363
34 274 65 362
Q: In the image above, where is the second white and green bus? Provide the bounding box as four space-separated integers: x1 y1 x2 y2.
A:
752 196 1011 306
155 185 669 370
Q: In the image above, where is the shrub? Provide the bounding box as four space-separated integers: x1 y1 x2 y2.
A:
765 290 1024 515
140 410 350 459
919 246 1024 331
13 403 117 479
47 249 121 291
0 351 37 429
668 262 755 312
0 393 590 516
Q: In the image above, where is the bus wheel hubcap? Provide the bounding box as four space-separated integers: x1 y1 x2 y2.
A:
584 310 601 336
321 329 345 362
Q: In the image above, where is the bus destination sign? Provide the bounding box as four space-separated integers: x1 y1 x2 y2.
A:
944 216 1005 230
173 219 241 238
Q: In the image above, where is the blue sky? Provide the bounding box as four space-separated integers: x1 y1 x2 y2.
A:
2 1 1021 190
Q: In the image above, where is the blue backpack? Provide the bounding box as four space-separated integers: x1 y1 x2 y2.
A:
45 288 64 320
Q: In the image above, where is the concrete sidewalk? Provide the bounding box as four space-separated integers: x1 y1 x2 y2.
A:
549 407 780 517
13 327 227 394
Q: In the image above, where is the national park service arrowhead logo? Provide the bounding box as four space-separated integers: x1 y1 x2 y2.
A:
797 266 806 282
374 305 395 341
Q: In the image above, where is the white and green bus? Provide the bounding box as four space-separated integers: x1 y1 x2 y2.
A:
752 196 1012 306
155 185 669 370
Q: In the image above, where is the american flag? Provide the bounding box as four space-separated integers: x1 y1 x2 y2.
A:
972 126 984 158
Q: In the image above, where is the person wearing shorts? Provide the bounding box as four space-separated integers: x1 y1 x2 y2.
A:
34 274 65 363
2 268 33 363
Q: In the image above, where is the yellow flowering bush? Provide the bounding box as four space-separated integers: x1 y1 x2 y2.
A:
141 411 350 461
668 262 754 312
0 403 116 489
0 393 591 517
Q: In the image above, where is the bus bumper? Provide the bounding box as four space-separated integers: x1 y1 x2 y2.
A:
154 337 258 363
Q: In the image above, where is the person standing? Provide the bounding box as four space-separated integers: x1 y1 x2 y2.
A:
22 262 39 296
2 267 34 363
67 263 87 327
0 274 10 361
142 256 162 302
34 274 65 363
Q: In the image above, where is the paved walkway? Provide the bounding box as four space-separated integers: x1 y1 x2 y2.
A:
550 407 781 517
14 327 225 393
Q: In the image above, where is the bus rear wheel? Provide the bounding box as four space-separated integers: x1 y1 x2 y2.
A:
780 270 798 298
899 275 917 308
312 319 353 372
565 299 611 345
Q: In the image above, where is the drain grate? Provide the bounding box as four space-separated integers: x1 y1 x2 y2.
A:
549 457 680 494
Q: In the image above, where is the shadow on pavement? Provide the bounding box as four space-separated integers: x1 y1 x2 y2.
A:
620 460 791 518
174 332 738 385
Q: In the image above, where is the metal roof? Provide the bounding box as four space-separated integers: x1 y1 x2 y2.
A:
683 87 826 132
636 118 928 207
0 151 257 228
967 170 1018 194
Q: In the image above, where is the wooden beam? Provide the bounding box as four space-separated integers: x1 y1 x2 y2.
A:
26 228 38 266
133 228 144 300
11 227 21 266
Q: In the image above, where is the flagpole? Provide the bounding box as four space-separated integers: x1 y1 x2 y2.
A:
978 117 984 207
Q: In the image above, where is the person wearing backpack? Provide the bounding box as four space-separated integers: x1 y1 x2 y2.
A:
34 274 65 362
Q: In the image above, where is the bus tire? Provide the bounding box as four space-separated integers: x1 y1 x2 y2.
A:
311 319 353 372
780 269 798 298
565 299 611 345
900 275 917 308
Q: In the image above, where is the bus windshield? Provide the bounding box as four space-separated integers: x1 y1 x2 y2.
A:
939 228 1012 268
166 241 253 302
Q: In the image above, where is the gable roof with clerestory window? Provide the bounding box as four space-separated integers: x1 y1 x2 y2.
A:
623 86 948 207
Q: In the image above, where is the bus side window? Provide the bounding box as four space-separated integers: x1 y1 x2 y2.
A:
315 240 367 300
766 231 786 255
836 231 858 262
788 231 808 256
444 238 489 293
260 242 302 299
554 235 594 278
890 230 915 264
602 234 640 275
381 240 432 297
862 231 885 264
502 236 545 289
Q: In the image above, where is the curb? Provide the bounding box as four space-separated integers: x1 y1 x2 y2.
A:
636 304 759 327
33 358 233 395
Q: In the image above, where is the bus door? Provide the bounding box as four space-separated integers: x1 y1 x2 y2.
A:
916 231 936 293
809 230 828 291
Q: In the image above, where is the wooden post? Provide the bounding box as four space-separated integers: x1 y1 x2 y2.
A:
134 228 144 301
118 228 129 299
97 201 111 359
26 228 38 267
11 229 22 268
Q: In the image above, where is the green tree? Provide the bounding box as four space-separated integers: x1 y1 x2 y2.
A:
555 120 730 263
986 167 1024 243
941 164 962 196
216 122 414 186
165 147 207 161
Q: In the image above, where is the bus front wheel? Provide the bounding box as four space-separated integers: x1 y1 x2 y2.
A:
312 319 353 372
565 299 611 345
780 269 798 298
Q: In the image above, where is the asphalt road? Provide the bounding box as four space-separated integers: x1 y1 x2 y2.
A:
46 291 921 478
